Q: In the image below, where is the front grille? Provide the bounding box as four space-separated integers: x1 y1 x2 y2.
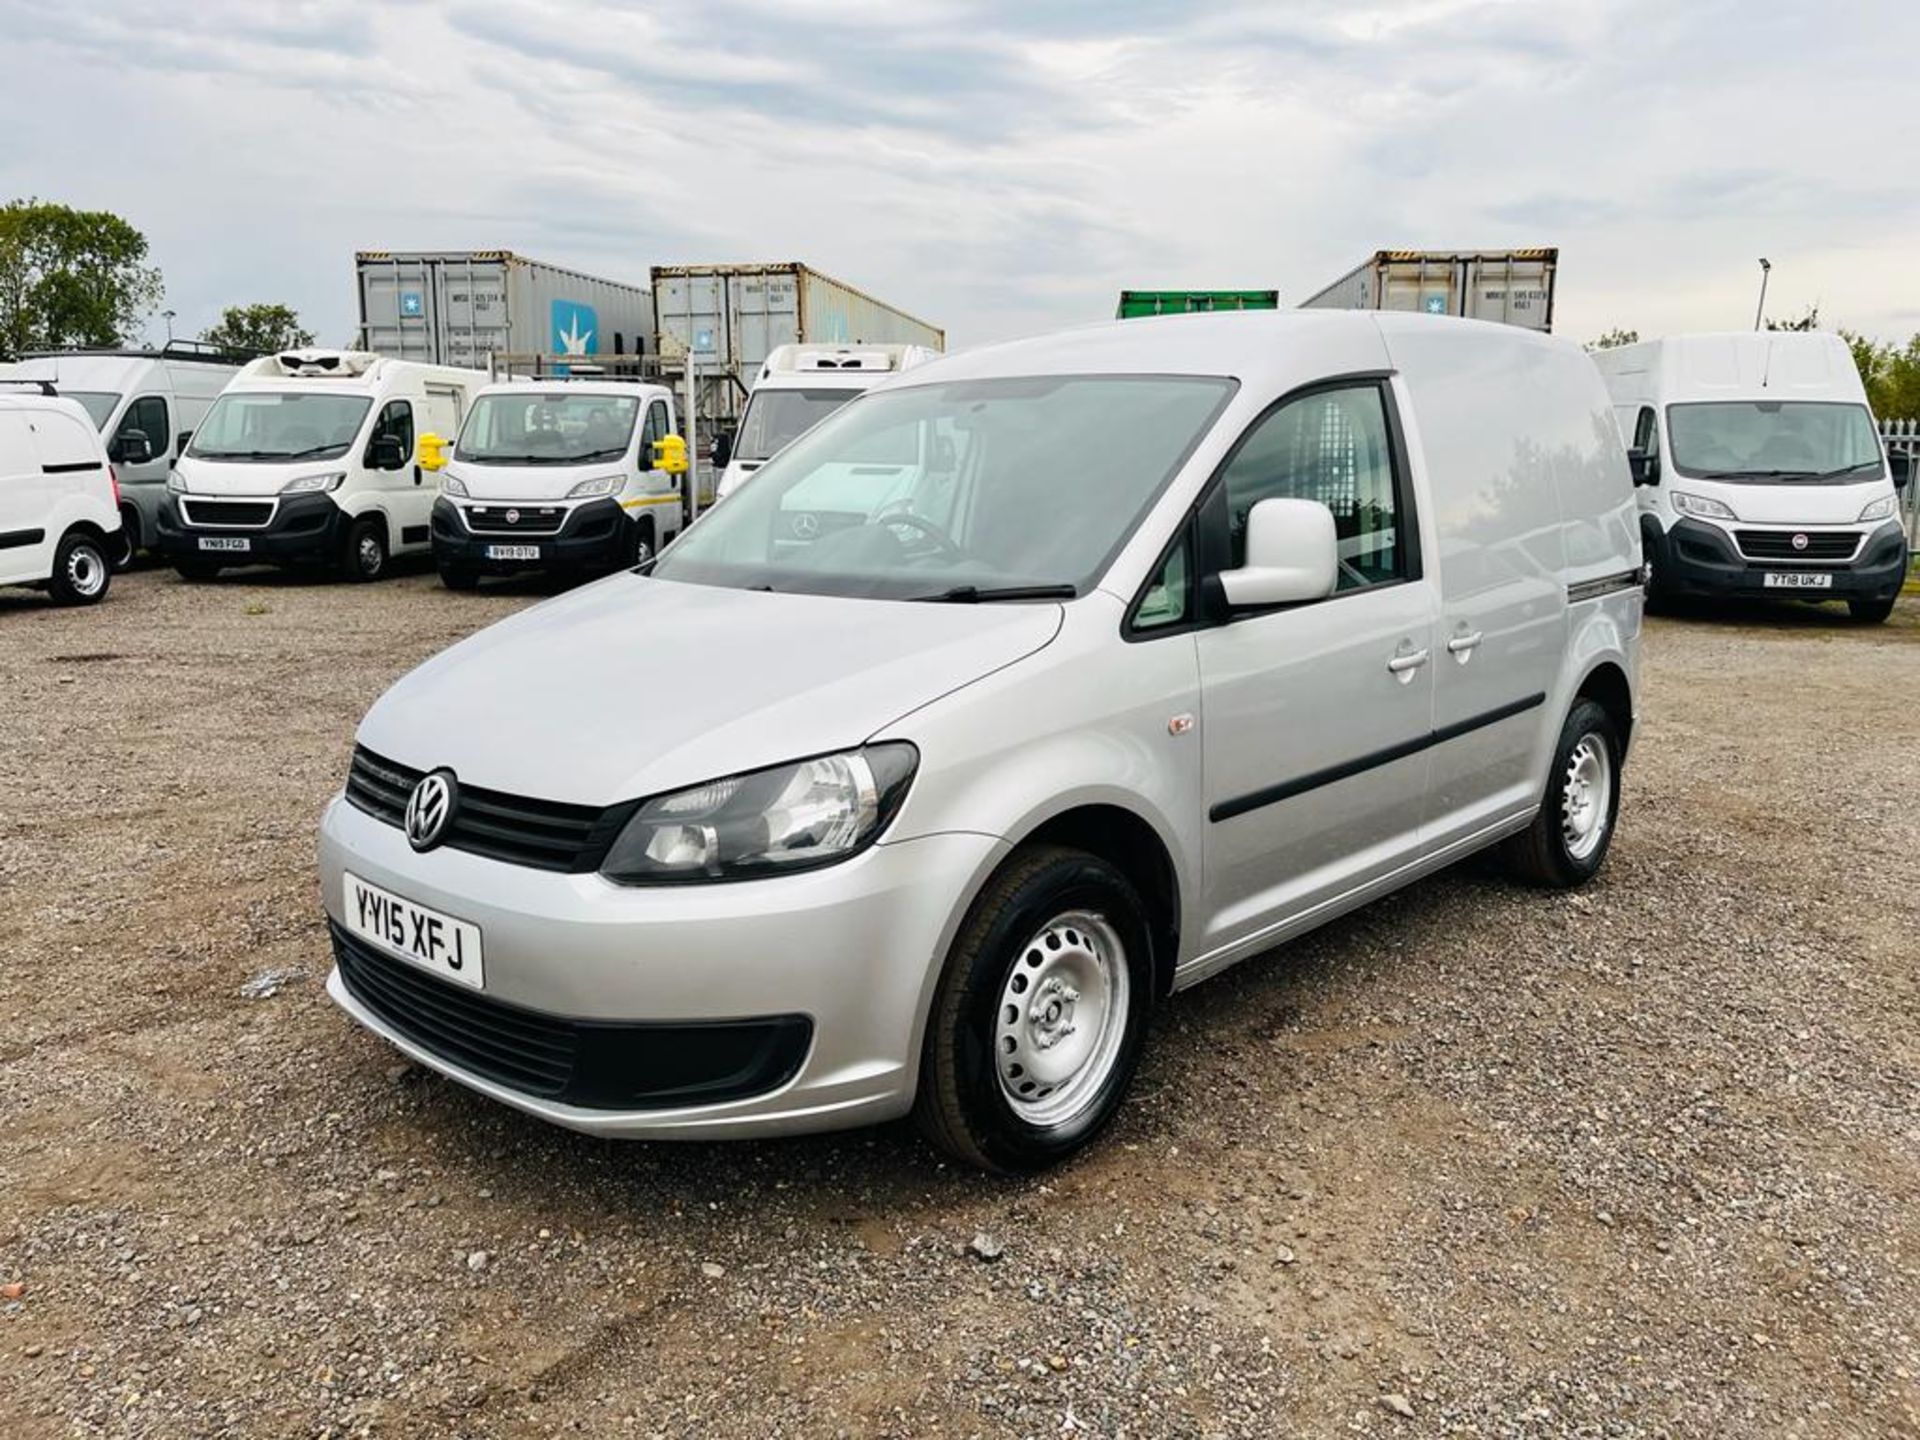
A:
330 923 814 1109
463 504 567 536
345 746 631 873
1734 529 1860 562
181 497 274 528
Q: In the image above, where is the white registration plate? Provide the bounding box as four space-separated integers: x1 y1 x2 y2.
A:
1762 571 1833 590
485 544 540 561
343 872 484 990
199 537 250 553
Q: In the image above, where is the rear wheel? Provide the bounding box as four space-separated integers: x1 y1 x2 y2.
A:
1849 596 1897 624
914 845 1154 1173
1502 698 1621 888
48 530 112 606
341 517 388 582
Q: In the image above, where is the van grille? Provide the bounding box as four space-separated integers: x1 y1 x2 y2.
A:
181 497 274 528
344 746 630 873
462 504 567 536
1734 529 1860 562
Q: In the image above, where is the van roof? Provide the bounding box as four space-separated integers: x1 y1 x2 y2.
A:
1589 331 1868 405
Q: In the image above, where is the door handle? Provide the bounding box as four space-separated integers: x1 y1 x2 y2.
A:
1386 648 1430 674
1447 630 1483 654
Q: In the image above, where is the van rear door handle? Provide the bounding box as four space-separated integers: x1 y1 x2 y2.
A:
1447 631 1484 654
1386 648 1430 674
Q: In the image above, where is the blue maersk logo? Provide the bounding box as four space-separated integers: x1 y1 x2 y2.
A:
552 299 599 356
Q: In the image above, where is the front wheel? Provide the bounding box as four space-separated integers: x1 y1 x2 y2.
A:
113 507 139 571
914 845 1154 1174
48 530 112 606
628 516 656 569
341 517 388 582
1502 698 1622 888
1848 596 1897 624
437 563 480 592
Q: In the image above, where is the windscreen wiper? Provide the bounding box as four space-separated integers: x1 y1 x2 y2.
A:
908 584 1078 603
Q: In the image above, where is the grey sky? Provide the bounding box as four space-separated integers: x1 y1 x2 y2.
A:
6 0 1917 350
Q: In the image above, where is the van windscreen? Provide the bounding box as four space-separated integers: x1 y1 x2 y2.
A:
187 392 373 462
735 389 858 463
1666 401 1882 482
458 393 640 464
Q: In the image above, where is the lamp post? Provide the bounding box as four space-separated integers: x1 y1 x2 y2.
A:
162 309 176 343
1752 259 1770 331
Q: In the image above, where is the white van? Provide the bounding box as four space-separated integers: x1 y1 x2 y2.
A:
317 311 1642 1172
1593 332 1907 622
427 379 688 590
0 384 131 606
0 343 248 563
713 342 938 500
158 350 486 581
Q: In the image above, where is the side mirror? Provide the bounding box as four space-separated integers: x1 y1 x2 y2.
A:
1627 447 1660 486
710 430 733 470
114 429 154 466
175 430 191 458
652 434 690 476
417 432 449 472
1218 498 1338 609
367 434 407 470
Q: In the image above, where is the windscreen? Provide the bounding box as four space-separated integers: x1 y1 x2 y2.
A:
457 392 639 464
65 391 121 429
734 388 858 463
653 374 1235 600
1666 401 1883 482
187 392 373 462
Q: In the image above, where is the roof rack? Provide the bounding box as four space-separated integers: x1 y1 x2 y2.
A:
16 339 262 366
0 378 59 396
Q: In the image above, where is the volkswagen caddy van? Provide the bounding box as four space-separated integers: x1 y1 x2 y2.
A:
319 311 1642 1172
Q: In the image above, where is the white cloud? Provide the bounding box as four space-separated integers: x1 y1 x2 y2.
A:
2 0 1916 350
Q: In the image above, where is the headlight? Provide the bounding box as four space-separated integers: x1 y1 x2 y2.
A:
1671 491 1739 522
440 474 469 498
280 471 346 495
565 475 622 499
600 744 917 884
1858 494 1897 523
167 470 187 494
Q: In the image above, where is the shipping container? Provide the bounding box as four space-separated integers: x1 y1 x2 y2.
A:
1116 290 1279 319
1299 249 1558 333
354 251 655 369
651 262 944 424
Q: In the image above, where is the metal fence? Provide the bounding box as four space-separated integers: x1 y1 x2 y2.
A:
1881 419 1920 551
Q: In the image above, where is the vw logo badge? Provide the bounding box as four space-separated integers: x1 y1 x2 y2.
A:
791 511 820 540
1790 532 1808 551
404 770 458 852
505 508 521 525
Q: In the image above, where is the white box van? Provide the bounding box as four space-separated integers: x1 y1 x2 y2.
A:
157 350 487 581
0 384 131 605
427 379 688 589
317 311 1642 1172
1593 332 1908 622
0 343 247 564
713 343 937 500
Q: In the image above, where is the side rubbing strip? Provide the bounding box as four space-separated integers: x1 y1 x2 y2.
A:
42 460 104 475
1567 569 1643 604
0 528 47 551
1209 691 1547 823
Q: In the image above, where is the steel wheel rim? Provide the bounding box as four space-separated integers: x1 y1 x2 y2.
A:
67 544 106 597
1561 732 1612 861
357 534 383 575
994 909 1130 1129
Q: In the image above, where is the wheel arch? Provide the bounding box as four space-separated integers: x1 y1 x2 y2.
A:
1574 659 1635 757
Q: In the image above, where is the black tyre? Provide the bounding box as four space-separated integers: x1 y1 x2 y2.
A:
174 561 222 582
628 516 657 569
914 845 1155 1174
1848 596 1896 624
113 506 139 571
48 530 112 606
1502 698 1622 889
341 517 388 582
438 563 480 592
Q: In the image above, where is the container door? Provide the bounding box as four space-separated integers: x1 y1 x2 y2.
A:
1381 258 1461 318
436 261 511 369
359 259 440 362
1461 258 1554 333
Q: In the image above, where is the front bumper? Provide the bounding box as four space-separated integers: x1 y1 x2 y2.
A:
1656 518 1908 600
431 496 630 573
317 794 1005 1139
155 491 347 567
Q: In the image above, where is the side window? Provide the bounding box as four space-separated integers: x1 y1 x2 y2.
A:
1130 529 1192 632
1219 384 1405 592
1632 406 1658 454
116 396 168 458
373 400 413 456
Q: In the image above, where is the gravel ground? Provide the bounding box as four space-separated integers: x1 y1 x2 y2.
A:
2 565 1917 1439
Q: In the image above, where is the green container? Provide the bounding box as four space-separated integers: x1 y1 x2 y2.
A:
1115 290 1280 319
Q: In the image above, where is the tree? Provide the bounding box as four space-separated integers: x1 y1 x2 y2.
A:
1587 328 1639 351
0 198 163 353
1840 328 1920 420
201 303 314 355
1765 303 1821 333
